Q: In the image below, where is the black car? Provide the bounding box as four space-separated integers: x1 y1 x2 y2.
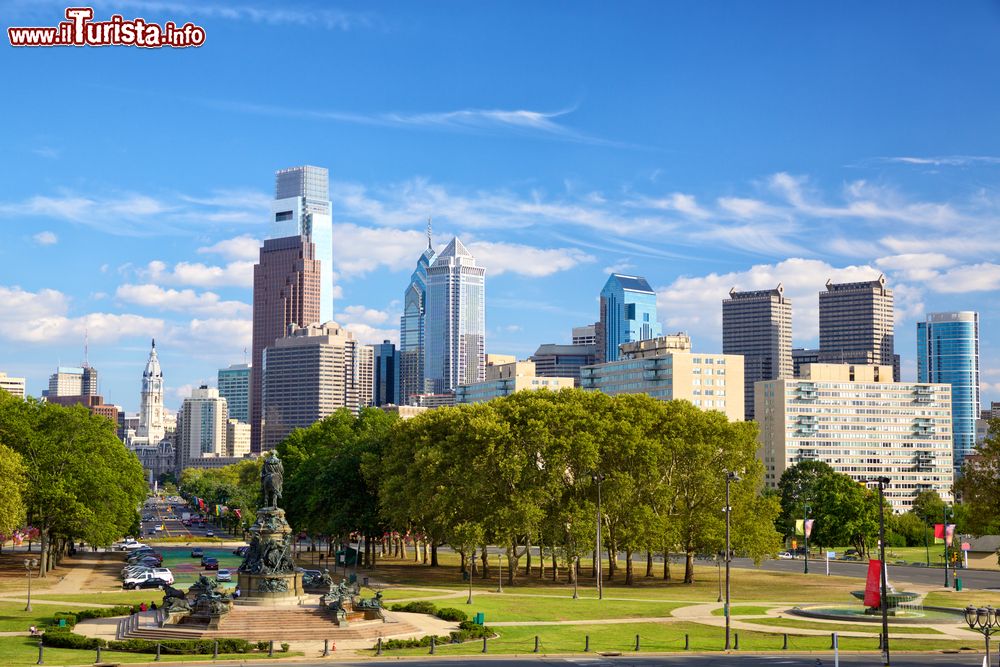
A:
191 547 204 558
129 577 170 590
202 557 219 571
233 546 248 557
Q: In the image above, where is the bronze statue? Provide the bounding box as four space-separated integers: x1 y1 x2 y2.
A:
261 452 284 508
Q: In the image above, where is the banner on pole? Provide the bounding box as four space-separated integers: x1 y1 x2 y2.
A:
945 524 956 548
863 559 882 608
933 523 944 544
804 519 814 539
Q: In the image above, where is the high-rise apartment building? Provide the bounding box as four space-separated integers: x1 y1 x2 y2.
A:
455 360 575 404
250 235 321 452
581 337 744 421
597 274 662 363
176 386 229 470
918 311 981 473
530 343 598 387
373 340 398 406
572 324 598 345
217 363 251 423
424 237 486 394
756 364 953 512
791 348 820 378
269 166 334 323
46 365 98 397
723 285 792 421
261 322 372 450
399 230 437 406
818 275 897 379
0 372 26 399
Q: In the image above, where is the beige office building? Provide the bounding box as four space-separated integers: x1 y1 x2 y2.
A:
176 386 230 470
755 363 953 512
456 360 575 404
262 322 373 449
0 372 26 399
226 419 251 457
581 336 745 421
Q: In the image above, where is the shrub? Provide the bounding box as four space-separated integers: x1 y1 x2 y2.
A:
256 640 269 651
280 642 290 652
44 629 253 655
435 607 467 622
389 600 438 615
42 629 105 650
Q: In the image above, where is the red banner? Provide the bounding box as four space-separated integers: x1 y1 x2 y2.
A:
863 559 882 608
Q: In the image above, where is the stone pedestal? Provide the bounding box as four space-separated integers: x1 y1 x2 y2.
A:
236 506 299 603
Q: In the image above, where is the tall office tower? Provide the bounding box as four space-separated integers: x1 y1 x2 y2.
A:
135 339 165 444
756 364 953 512
373 340 399 406
250 235 321 452
818 274 896 378
261 322 372 450
269 166 334 323
722 285 792 421
176 386 229 470
597 274 662 363
424 237 486 394
918 311 981 473
46 365 98 397
572 324 598 345
399 226 437 405
791 348 820 378
217 363 251 423
0 372 26 399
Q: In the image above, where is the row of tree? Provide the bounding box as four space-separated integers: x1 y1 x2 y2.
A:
0 391 148 575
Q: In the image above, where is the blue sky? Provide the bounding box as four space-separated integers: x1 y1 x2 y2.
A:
1 0 999 412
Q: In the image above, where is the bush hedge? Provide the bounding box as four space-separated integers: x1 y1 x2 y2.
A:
43 629 255 655
388 600 467 622
379 621 493 650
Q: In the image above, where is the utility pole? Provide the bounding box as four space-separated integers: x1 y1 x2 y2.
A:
874 477 891 667
724 470 739 651
943 505 951 589
593 473 605 600
803 501 810 575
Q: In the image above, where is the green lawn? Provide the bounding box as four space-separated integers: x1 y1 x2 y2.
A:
0 602 79 632
32 590 175 606
746 617 945 635
0 637 296 665
412 593 685 622
710 605 776 616
924 590 1000 609
372 621 974 656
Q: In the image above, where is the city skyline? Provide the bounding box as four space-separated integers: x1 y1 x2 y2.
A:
2 2 999 411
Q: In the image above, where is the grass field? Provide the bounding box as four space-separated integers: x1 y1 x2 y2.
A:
924 590 1000 609
371 621 974 656
745 616 946 635
710 605 776 616
398 593 686 622
0 602 76 632
0 637 297 665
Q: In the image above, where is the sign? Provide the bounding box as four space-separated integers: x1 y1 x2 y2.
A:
827 551 837 559
962 542 971 552
863 559 882 608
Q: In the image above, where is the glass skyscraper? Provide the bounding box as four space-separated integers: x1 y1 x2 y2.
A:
597 273 662 362
373 340 399 406
917 311 980 473
399 229 436 405
269 166 334 323
217 363 251 423
424 237 486 394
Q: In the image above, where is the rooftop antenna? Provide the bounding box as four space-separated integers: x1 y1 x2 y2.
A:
83 328 90 368
243 347 248 365
427 217 433 249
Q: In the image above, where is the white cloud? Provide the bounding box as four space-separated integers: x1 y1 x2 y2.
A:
878 156 1000 167
116 284 251 317
0 285 164 344
143 260 254 288
336 305 393 326
334 223 429 277
197 235 261 261
466 241 594 277
32 231 58 245
32 146 59 159
343 323 399 345
932 263 1000 293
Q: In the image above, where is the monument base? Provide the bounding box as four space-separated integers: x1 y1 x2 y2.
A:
237 571 304 601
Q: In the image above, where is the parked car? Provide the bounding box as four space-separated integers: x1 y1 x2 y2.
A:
777 551 794 560
202 557 219 571
129 577 170 590
150 568 174 584
129 552 162 565
216 569 232 582
123 571 166 589
205 530 215 538
191 547 204 558
233 546 248 557
122 566 153 578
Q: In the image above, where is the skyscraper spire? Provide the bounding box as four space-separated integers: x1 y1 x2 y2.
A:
427 217 433 250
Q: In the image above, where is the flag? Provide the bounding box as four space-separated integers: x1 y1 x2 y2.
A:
804 519 814 539
197 498 205 510
864 559 882 608
795 519 803 536
234 509 242 519
945 524 956 547
934 523 944 544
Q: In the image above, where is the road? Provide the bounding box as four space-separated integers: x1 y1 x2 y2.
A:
221 653 989 666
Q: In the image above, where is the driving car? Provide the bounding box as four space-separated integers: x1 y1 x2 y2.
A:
202 557 219 571
191 547 204 558
216 568 232 582
777 551 794 560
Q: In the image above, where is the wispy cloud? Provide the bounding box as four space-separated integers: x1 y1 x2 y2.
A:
32 231 58 246
874 155 1000 167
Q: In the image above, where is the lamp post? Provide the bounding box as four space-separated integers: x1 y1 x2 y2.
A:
872 476 891 667
943 505 951 588
803 502 811 575
497 553 503 594
24 558 38 612
716 554 723 603
592 472 605 601
965 605 1000 667
724 470 739 651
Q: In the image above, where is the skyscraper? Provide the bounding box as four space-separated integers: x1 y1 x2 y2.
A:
918 311 981 473
818 275 896 378
269 166 334 323
597 273 662 363
722 284 792 421
399 224 437 405
135 339 165 444
261 322 372 450
0 372 26 399
176 386 229 470
424 237 486 394
373 340 399 406
45 365 98 397
250 235 321 452
217 363 251 423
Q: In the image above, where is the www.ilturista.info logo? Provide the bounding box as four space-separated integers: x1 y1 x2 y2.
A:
8 7 206 48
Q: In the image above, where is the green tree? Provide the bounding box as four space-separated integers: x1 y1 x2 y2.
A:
0 443 27 540
809 473 879 556
911 490 947 526
776 461 836 538
956 419 1000 536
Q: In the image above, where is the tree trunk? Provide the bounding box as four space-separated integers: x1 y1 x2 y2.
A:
371 536 378 569
430 542 438 567
39 528 49 577
663 548 671 580
460 549 467 576
567 556 576 584
625 550 634 586
506 546 518 586
414 538 420 562
551 550 558 581
524 537 532 576
471 548 478 576
684 551 695 584
646 550 654 577
591 548 597 577
480 546 490 579
606 545 616 580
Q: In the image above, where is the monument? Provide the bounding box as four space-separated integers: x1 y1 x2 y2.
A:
236 452 305 603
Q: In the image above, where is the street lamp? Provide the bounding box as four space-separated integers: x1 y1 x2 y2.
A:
724 470 740 651
965 605 1000 667
716 553 723 603
592 472 606 601
803 502 811 575
871 476 891 667
24 558 38 612
943 505 952 588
